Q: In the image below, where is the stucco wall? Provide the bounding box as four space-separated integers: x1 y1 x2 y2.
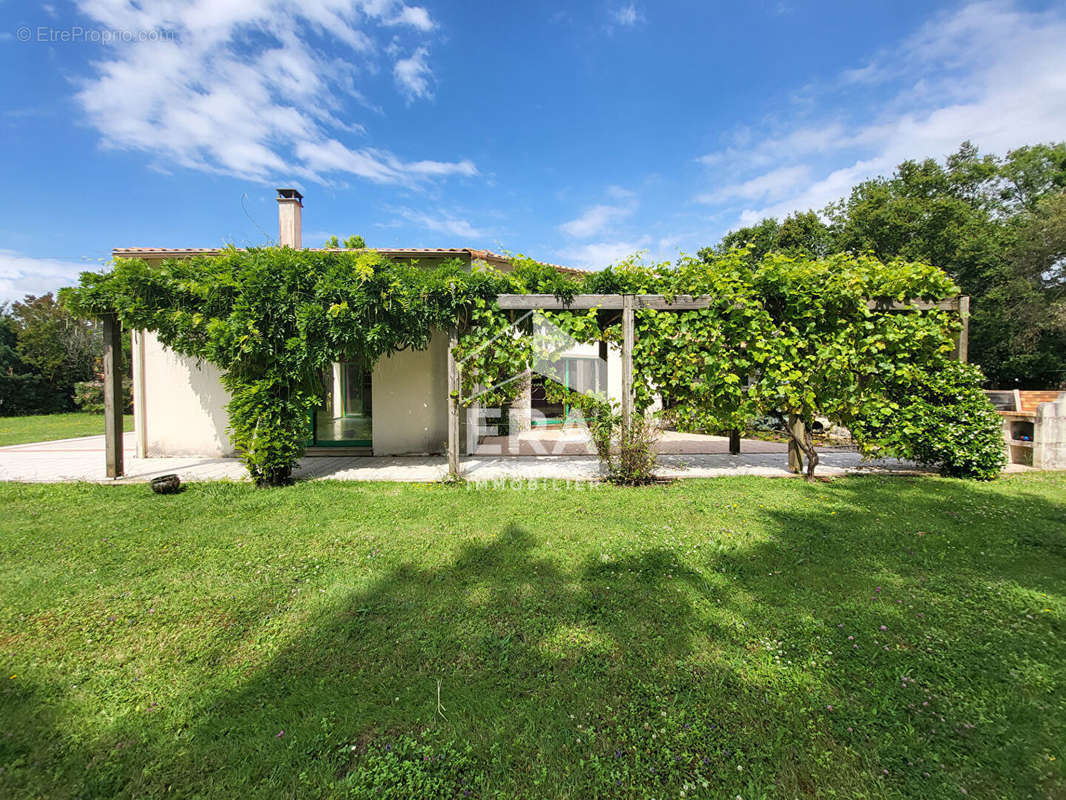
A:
371 330 449 455
140 331 236 457
606 344 622 404
139 329 455 458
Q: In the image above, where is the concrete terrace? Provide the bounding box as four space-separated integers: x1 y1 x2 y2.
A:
0 431 934 484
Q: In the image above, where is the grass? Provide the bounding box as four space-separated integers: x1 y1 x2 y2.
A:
0 413 134 447
1 474 1064 799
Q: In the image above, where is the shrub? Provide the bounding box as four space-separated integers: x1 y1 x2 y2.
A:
748 412 786 432
555 385 660 484
611 413 660 484
73 378 133 413
852 361 1006 480
0 373 72 415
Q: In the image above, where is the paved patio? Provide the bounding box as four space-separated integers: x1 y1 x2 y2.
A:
0 432 933 484
473 428 790 456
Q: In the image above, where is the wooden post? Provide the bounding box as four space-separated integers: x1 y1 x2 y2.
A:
957 295 970 363
103 313 124 478
729 429 741 455
447 326 461 479
621 294 635 439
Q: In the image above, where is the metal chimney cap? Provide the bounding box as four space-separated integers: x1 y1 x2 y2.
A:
276 188 303 203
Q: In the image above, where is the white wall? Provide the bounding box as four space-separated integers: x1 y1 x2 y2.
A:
140 331 236 457
139 329 454 458
606 343 622 404
371 329 449 455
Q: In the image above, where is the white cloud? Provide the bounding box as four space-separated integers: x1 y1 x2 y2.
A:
605 185 636 201
393 46 433 101
72 1 465 184
697 1 1066 226
405 159 478 177
396 208 487 239
293 140 474 183
610 3 645 28
697 123 851 170
556 238 651 269
695 165 810 205
558 185 638 238
0 251 104 303
391 5 434 31
559 203 633 238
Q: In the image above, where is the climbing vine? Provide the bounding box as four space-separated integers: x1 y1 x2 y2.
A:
62 246 1003 485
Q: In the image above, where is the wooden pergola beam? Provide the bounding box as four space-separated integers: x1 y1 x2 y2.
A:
865 297 963 312
102 313 124 479
497 294 968 313
495 294 716 311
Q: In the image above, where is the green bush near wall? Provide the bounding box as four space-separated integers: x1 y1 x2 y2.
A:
851 361 1007 480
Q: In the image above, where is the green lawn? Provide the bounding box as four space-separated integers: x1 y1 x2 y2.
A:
0 413 134 447
1 475 1064 799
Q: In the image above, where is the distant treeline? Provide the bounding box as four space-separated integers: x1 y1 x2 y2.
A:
0 293 130 416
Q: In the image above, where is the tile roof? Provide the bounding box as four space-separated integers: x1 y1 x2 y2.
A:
110 247 587 275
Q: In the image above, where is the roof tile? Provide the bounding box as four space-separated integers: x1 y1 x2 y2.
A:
110 247 586 275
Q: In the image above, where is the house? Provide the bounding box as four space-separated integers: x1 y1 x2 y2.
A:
120 189 623 459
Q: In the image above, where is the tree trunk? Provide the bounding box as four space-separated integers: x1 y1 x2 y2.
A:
787 437 803 474
787 414 804 474
803 423 819 479
787 414 819 480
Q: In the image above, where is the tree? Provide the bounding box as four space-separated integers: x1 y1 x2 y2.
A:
708 141 1066 388
324 234 367 249
997 143 1066 211
10 294 97 389
699 216 780 263
743 253 970 478
0 296 100 415
975 190 1066 384
776 210 834 257
0 305 23 374
698 211 833 265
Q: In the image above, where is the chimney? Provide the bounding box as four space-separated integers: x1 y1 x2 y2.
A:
276 188 303 248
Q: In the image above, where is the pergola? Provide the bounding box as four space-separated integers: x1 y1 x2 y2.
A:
444 293 970 479
100 294 970 480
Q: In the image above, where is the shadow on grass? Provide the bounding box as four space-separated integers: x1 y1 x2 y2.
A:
3 476 1065 799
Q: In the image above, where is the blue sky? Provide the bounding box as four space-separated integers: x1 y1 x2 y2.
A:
1 0 1065 300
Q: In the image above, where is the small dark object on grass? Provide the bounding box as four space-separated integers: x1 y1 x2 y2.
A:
150 474 182 494
605 476 675 487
